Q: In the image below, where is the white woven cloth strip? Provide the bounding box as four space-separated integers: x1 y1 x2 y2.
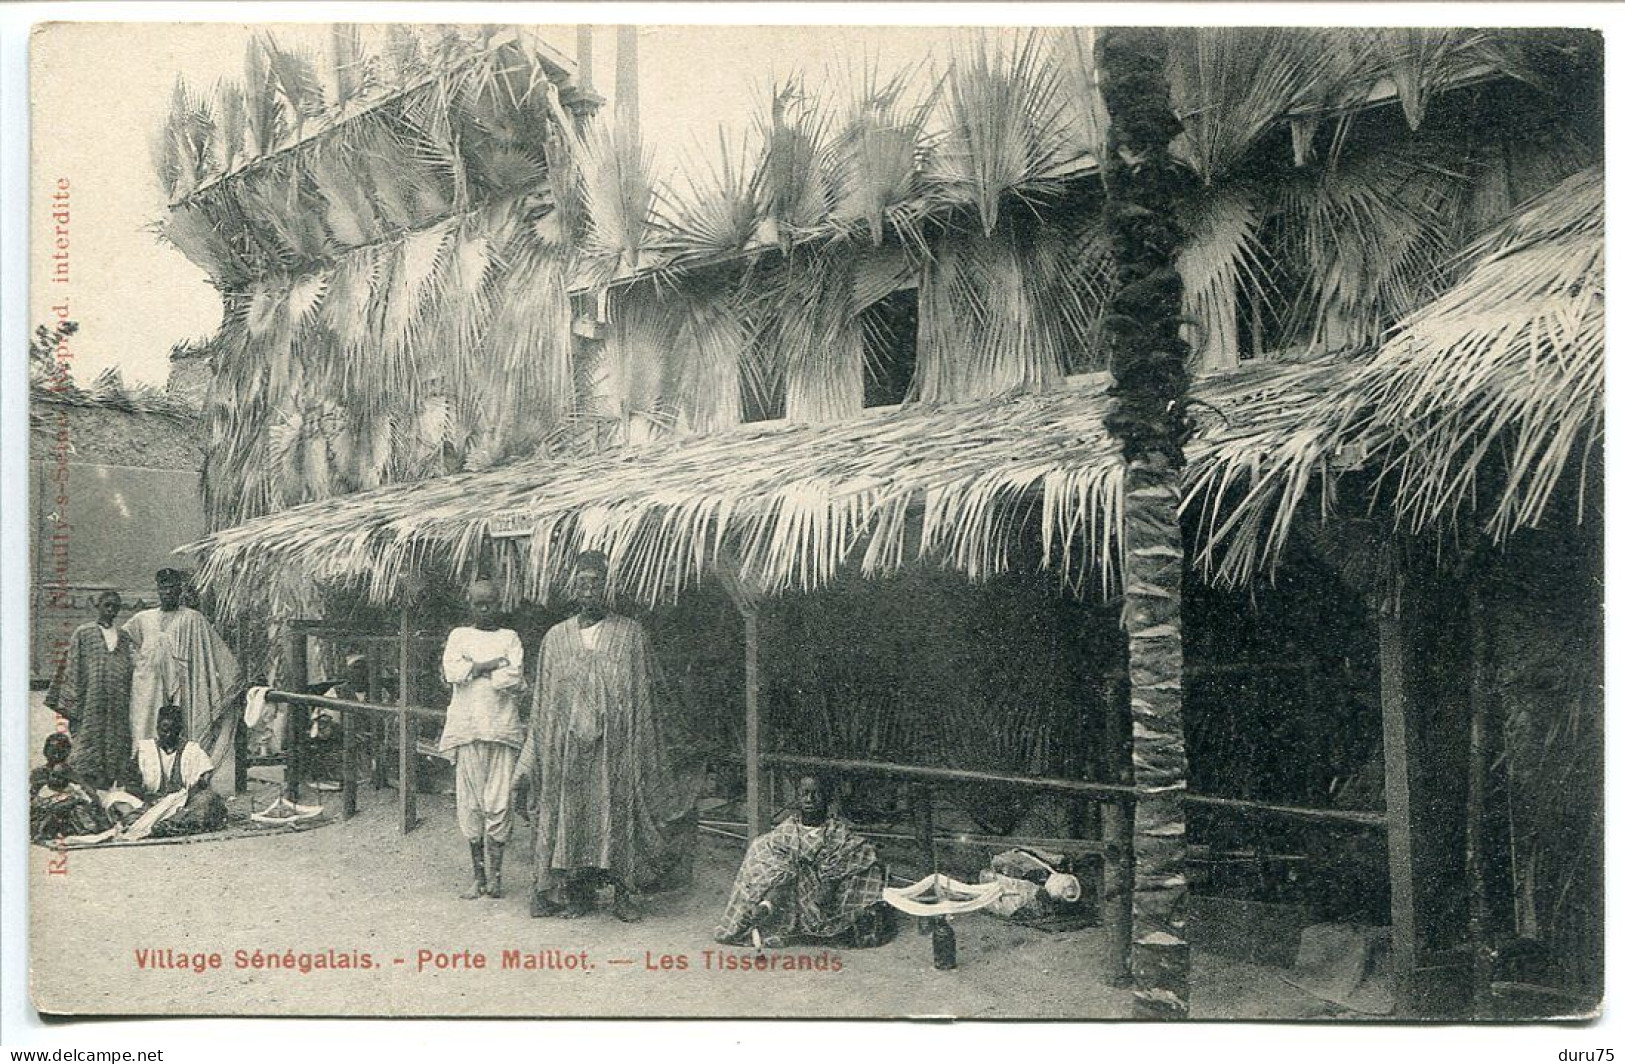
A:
883 873 1005 917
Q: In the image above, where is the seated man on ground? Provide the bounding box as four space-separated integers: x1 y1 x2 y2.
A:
715 775 894 949
123 705 228 839
30 736 112 843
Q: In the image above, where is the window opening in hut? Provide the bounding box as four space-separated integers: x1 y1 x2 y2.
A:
862 288 919 409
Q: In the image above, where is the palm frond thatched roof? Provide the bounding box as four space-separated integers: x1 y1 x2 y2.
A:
1194 164 1603 583
187 159 1604 619
186 360 1349 617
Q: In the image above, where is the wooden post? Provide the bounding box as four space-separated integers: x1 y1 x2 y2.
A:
1466 580 1495 1017
284 626 309 802
911 783 937 872
715 551 765 839
234 694 250 794
1378 597 1423 1018
367 652 387 790
1100 676 1134 988
744 611 763 839
398 610 418 834
910 782 938 937
341 684 359 821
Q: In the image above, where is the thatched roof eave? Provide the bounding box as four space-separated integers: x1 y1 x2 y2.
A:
185 360 1354 618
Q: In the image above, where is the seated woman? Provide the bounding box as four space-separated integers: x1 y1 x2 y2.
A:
123 705 227 840
30 737 112 844
28 733 78 797
715 775 894 949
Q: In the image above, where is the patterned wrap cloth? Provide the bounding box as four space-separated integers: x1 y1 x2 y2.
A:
715 815 888 947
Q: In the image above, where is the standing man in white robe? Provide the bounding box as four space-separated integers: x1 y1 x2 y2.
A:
440 580 526 900
124 568 241 793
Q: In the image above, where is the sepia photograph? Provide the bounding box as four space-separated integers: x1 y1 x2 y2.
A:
21 15 1604 1025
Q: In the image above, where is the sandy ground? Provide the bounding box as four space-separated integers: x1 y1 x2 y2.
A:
27 695 1333 1021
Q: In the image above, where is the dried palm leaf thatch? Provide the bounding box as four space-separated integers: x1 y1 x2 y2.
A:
1191 165 1602 584
198 191 575 530
162 29 563 287
658 285 751 436
1046 27 1110 165
319 23 380 117
591 287 681 443
654 129 763 267
756 78 839 246
152 77 216 203
1368 27 1533 133
577 118 659 276
30 366 198 424
747 242 877 423
187 360 1355 621
1267 125 1467 352
829 62 939 247
914 203 1112 403
1340 164 1603 542
1165 28 1360 185
928 30 1078 237
1178 185 1269 373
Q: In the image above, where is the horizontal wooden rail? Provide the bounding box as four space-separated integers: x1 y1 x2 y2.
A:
263 689 447 723
1184 792 1386 829
750 752 1386 830
699 818 1115 858
260 688 446 835
757 752 1138 801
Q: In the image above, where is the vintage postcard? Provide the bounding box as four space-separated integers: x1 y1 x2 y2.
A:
24 17 1603 1022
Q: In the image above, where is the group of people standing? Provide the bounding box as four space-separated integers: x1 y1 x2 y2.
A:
38 554 893 949
439 552 698 923
441 550 893 948
36 567 241 840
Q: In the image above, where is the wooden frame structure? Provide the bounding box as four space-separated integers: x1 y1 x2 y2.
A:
244 614 448 835
706 547 1399 1003
228 537 1509 1019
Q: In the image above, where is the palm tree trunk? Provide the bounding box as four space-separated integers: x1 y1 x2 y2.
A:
1095 27 1194 1020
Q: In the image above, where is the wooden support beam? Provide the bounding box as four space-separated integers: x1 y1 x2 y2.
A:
756 752 1137 801
744 611 763 839
698 819 1114 858
715 549 766 839
1466 580 1496 1018
398 609 418 834
910 784 937 872
1100 677 1134 987
367 652 387 790
233 695 250 794
284 628 309 802
263 689 446 723
730 751 1384 828
910 783 938 936
1184 793 1385 829
341 694 359 821
1378 599 1424 1018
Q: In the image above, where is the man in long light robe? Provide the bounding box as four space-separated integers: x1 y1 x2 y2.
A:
441 581 526 900
45 590 133 788
521 551 696 922
124 568 241 793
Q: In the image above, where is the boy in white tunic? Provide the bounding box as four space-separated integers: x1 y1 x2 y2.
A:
440 581 525 899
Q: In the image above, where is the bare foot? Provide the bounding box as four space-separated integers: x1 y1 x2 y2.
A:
459 883 486 900
612 894 643 923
